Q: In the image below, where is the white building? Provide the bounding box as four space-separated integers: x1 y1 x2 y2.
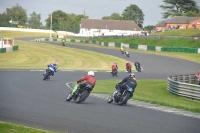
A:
78 18 142 37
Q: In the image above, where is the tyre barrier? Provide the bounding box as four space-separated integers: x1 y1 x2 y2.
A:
167 74 200 100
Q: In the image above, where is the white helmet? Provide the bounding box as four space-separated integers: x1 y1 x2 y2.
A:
129 72 135 77
88 71 94 76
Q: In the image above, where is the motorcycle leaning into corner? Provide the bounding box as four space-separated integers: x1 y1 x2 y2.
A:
43 64 57 80
107 73 137 106
107 86 134 106
66 81 93 103
62 41 66 46
111 69 118 76
124 51 129 57
134 62 141 72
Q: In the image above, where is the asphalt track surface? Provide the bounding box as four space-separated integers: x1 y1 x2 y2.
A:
0 38 200 133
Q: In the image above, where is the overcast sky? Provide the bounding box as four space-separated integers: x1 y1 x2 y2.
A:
0 0 200 26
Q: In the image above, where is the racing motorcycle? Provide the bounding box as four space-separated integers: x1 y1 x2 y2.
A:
43 67 55 80
111 69 118 76
125 51 129 57
126 67 132 73
62 41 66 46
107 87 134 106
66 82 93 103
134 62 141 72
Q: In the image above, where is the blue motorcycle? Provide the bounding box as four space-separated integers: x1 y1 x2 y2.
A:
43 67 55 80
107 87 134 106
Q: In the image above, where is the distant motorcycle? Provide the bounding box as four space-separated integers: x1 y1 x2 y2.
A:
66 82 93 103
111 69 118 76
134 62 141 72
126 67 132 73
107 87 134 106
125 51 129 57
43 67 55 80
62 42 66 46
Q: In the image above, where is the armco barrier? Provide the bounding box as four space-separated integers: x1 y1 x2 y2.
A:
167 74 200 100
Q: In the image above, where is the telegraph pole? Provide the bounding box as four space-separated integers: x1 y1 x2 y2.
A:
50 13 52 38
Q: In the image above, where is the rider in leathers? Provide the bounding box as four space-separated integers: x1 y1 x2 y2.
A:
115 73 137 96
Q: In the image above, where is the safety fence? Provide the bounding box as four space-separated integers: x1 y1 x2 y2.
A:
38 38 200 54
167 74 200 100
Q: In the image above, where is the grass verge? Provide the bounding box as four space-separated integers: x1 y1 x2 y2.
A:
0 40 129 71
150 29 200 36
0 121 53 133
93 79 200 113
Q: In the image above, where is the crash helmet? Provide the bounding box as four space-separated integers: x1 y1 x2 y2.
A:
129 72 135 77
88 71 94 77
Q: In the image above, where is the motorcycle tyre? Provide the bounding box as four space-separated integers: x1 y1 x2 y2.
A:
118 92 131 106
107 95 113 103
66 91 73 101
43 72 50 80
76 90 89 103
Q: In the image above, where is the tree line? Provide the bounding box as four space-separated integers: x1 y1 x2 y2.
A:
0 0 199 33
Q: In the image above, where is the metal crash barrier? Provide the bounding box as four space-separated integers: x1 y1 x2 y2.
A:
167 74 200 100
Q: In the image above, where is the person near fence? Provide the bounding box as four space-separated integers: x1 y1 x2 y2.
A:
195 70 200 85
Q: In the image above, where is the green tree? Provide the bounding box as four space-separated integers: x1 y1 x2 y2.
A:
27 11 42 29
143 25 154 31
6 3 27 26
0 12 10 27
45 10 88 33
102 13 123 20
122 4 144 28
46 10 70 31
184 11 200 17
160 0 200 19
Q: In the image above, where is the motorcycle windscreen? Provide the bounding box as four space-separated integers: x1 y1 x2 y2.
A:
72 84 78 95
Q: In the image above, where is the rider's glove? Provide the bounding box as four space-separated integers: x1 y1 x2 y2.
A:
77 81 80 83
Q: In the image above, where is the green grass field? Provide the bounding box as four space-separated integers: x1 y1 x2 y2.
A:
0 40 129 71
0 121 53 133
150 29 200 36
0 30 50 38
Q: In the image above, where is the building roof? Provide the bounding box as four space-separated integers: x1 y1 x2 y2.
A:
81 18 142 31
166 16 200 24
155 20 168 27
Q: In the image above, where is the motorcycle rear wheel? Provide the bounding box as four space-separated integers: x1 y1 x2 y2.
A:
76 90 89 103
118 92 130 106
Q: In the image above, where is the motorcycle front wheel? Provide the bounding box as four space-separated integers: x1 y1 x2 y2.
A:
107 95 113 103
66 91 73 101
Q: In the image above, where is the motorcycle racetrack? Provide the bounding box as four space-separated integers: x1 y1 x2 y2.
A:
0 38 200 133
